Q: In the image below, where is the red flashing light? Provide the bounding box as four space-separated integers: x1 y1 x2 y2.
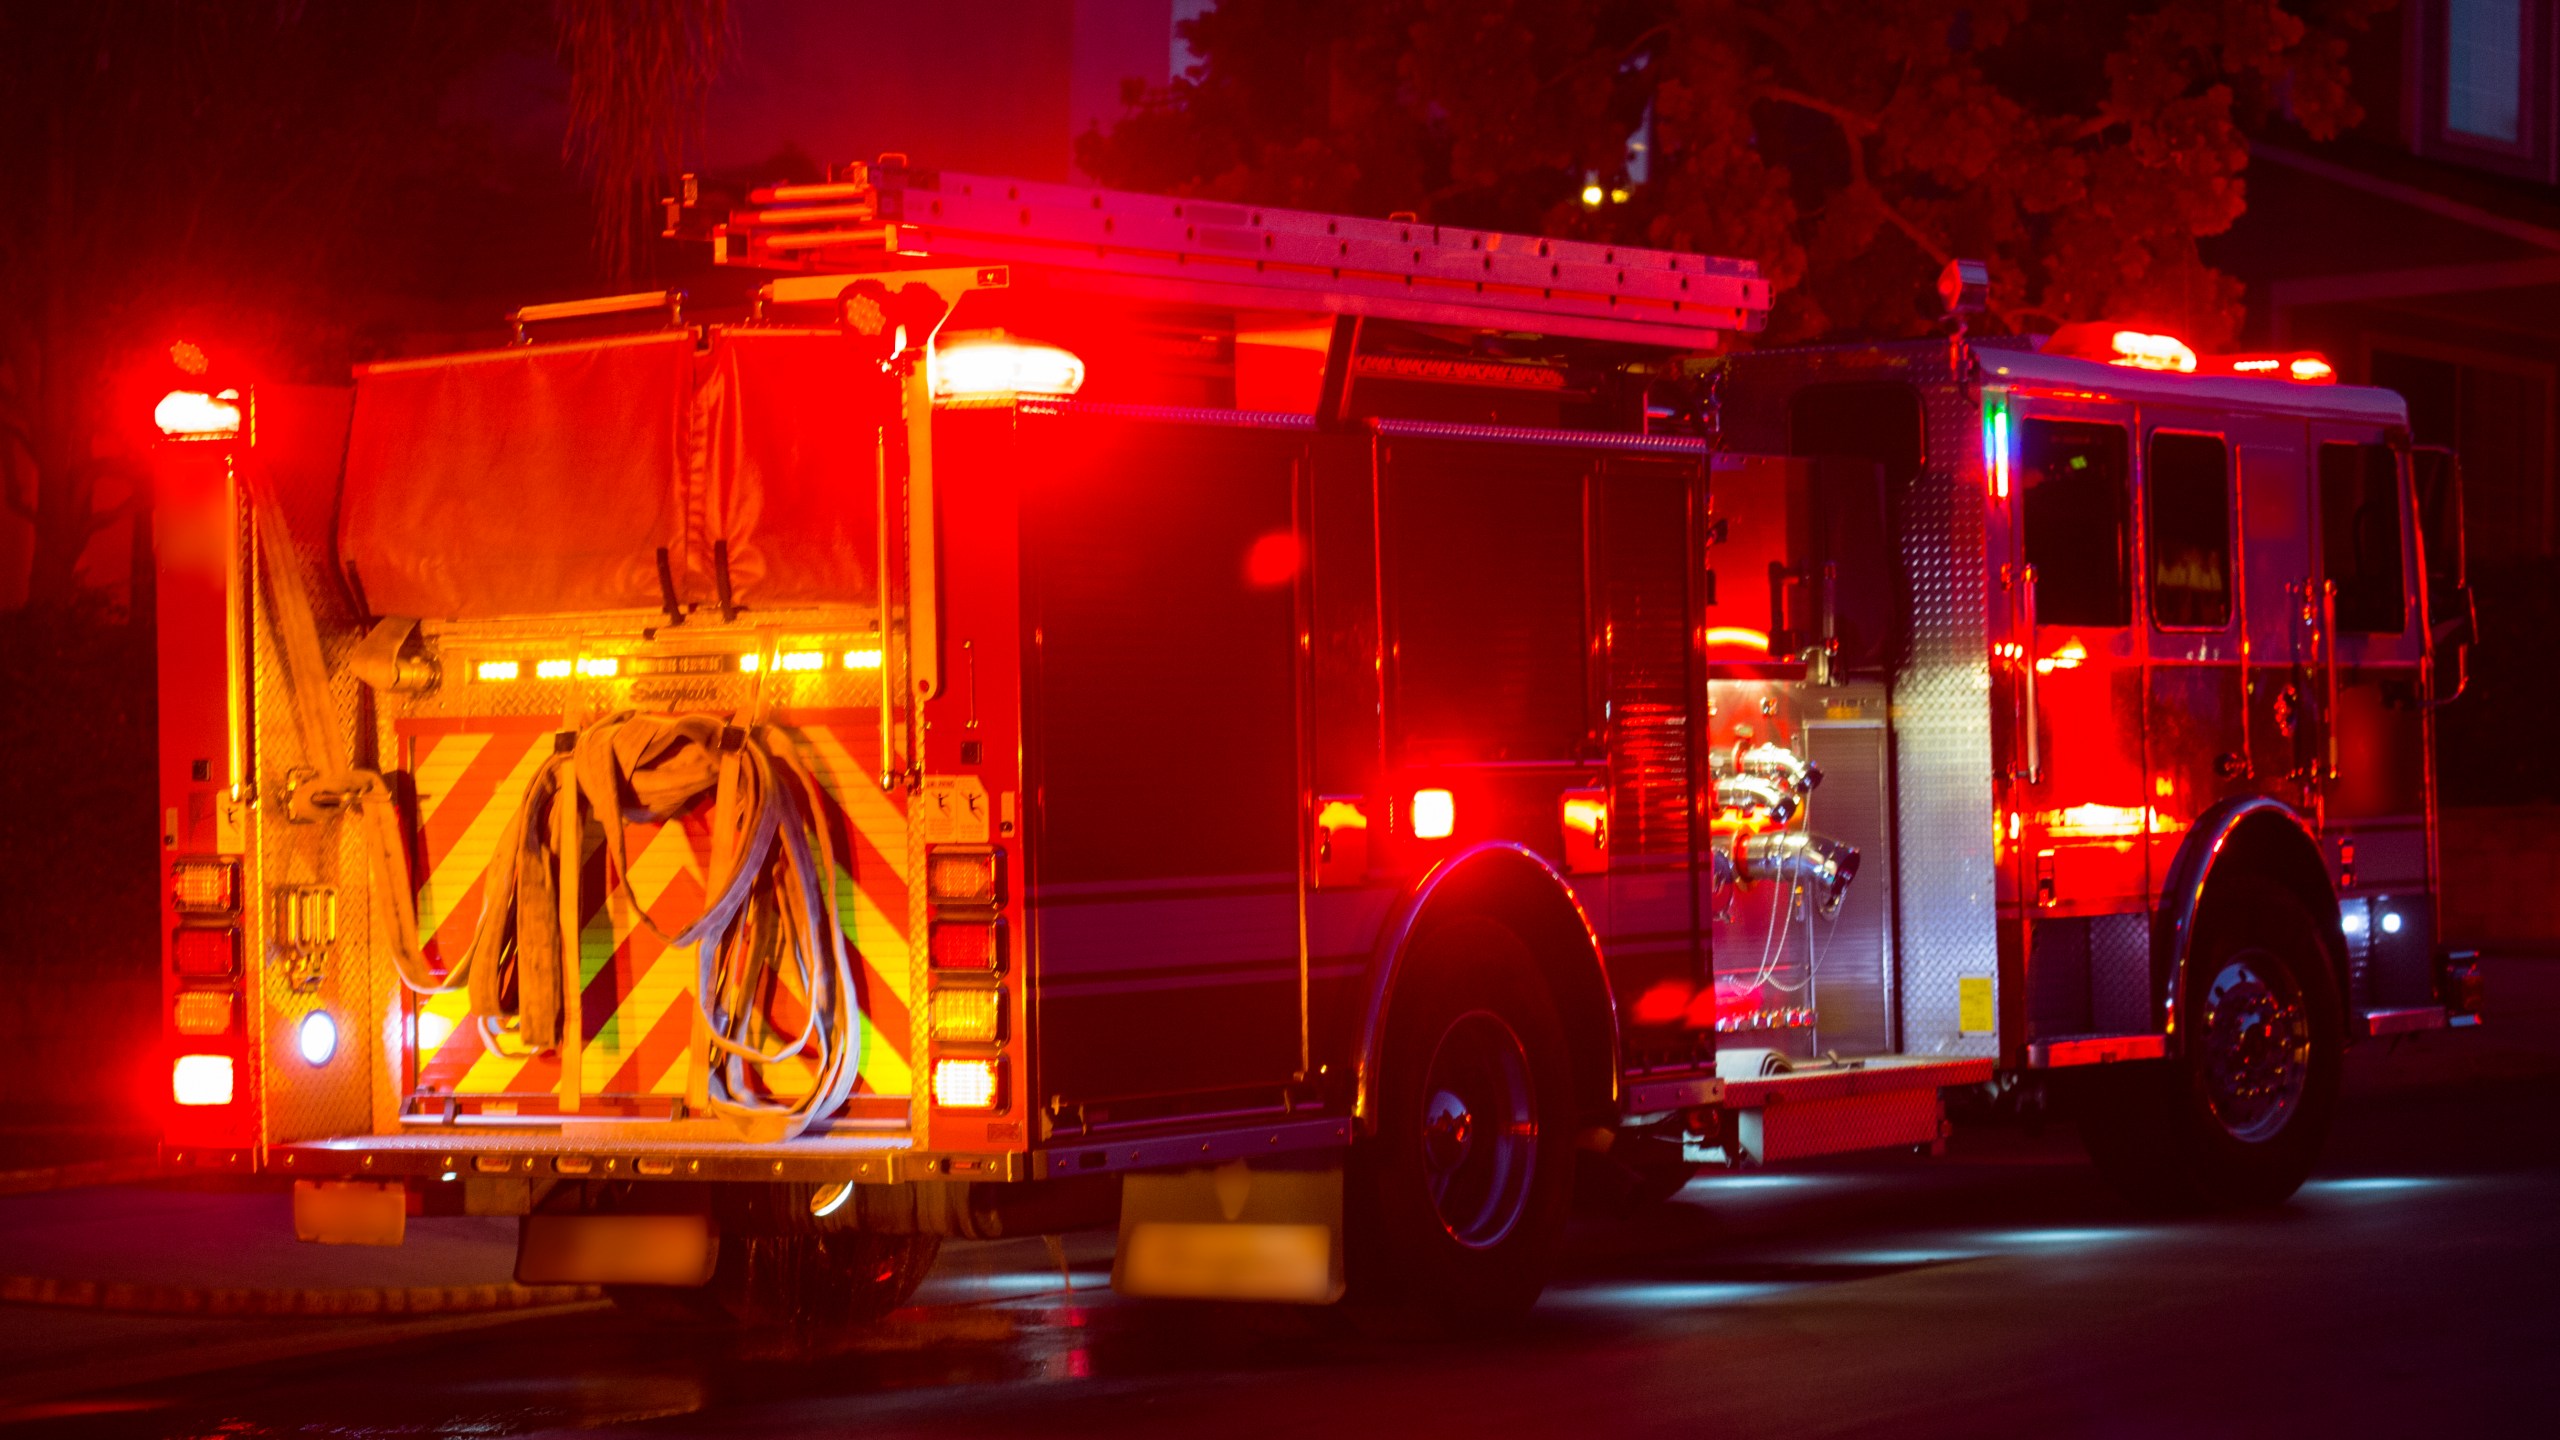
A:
169 340 211 377
2109 330 2196 373
1244 532 1300 587
156 388 241 441
932 338 1085 402
1411 788 1455 840
2045 323 2197 374
2212 352 2337 384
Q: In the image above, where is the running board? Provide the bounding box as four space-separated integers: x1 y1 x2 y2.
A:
2360 1005 2454 1038
1720 1058 1994 1166
2026 1033 2167 1068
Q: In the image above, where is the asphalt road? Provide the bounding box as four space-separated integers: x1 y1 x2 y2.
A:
17 960 2560 1439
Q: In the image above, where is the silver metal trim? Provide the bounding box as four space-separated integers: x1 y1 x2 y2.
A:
1032 1116 1352 1178
2359 1005 2449 1038
2024 1033 2168 1068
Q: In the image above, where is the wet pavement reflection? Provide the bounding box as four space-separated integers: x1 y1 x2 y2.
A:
16 1040 2560 1437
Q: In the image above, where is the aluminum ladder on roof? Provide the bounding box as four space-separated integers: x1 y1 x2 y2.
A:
674 159 1771 350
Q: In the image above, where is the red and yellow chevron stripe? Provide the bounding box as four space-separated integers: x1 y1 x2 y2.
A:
401 712 911 1114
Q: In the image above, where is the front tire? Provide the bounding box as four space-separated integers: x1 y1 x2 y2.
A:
1348 917 1575 1327
2080 876 2343 1212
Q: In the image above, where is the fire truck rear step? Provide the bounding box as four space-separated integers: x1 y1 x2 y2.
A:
1715 1057 1995 1166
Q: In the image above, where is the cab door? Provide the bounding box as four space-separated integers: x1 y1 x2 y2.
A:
2140 414 2246 926
2006 401 2150 916
2310 423 2432 1007
2234 421 2319 803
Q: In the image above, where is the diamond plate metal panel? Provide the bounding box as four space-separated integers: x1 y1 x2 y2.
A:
2027 916 2091 1038
1734 1085 1943 1164
1804 718 1893 1054
2088 912 2153 1034
250 495 380 1146
1721 344 2001 1057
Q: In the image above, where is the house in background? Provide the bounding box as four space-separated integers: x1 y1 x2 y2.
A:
2214 0 2560 940
2220 0 2560 587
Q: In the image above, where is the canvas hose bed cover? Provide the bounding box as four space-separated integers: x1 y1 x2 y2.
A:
340 329 887 619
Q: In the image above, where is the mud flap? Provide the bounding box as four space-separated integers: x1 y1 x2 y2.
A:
516 1213 717 1287
1113 1160 1344 1304
292 1180 407 1247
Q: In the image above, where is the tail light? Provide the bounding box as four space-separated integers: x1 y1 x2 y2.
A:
931 1056 1002 1110
172 927 239 979
926 846 1002 903
173 991 235 1036
929 917 1005 972
929 985 1003 1044
172 1054 236 1107
171 856 240 916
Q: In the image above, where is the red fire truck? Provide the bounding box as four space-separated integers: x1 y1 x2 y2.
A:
147 158 2481 1325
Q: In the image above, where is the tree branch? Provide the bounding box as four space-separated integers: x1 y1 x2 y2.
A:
1757 86 1947 267
1759 85 1878 137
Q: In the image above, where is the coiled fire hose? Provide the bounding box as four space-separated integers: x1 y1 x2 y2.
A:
250 486 863 1137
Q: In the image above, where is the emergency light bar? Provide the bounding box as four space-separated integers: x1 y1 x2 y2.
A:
2043 324 2338 383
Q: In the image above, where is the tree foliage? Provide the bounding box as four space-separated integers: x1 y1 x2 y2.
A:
0 1 730 613
1081 0 2394 345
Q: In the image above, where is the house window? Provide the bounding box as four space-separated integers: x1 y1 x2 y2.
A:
2448 0 2525 142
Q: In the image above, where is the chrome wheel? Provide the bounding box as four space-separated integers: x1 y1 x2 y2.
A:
1419 1010 1538 1249
2198 953 2311 1143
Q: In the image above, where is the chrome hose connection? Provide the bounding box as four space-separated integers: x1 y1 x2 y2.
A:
1735 831 1861 918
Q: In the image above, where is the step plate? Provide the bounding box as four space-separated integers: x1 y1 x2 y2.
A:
1726 1057 1993 1166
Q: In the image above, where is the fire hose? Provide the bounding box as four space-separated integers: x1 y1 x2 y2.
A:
250 485 862 1137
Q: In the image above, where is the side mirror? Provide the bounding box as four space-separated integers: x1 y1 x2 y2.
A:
2412 446 2470 706
2431 579 2476 706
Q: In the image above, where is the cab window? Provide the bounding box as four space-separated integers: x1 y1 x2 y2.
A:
2318 442 2408 634
2146 431 2233 629
2020 419 2131 627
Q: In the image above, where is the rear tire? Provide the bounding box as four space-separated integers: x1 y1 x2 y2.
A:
1348 916 1575 1328
2080 876 2342 1213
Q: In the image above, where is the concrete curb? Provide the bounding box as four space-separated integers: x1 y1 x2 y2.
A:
0 1274 601 1317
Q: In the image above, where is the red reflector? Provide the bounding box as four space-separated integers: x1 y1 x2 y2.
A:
172 1054 235 1107
929 918 1004 971
172 857 239 915
172 927 239 979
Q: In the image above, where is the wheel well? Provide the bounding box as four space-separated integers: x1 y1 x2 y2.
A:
1355 844 1620 1135
2167 803 2347 1033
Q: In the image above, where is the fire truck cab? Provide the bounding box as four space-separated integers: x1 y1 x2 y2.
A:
149 160 2480 1325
